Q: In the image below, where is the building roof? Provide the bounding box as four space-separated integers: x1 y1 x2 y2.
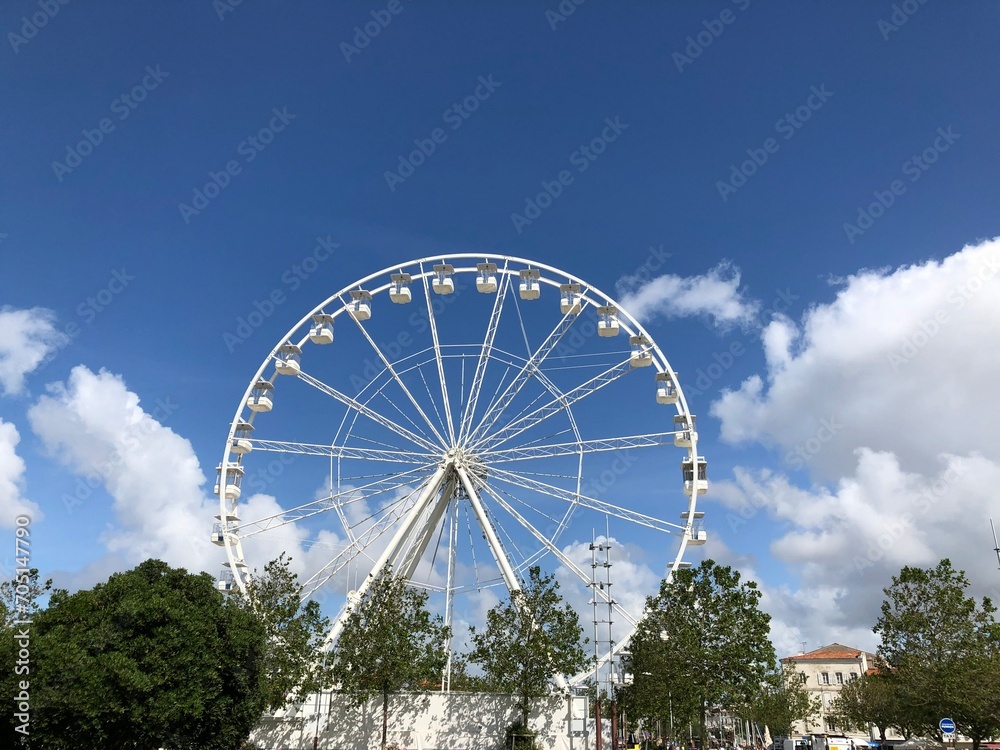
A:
780 642 875 662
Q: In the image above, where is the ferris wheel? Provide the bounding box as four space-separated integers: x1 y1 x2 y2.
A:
212 254 707 686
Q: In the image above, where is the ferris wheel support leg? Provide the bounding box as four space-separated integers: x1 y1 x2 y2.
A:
456 467 570 692
324 464 448 649
395 476 457 579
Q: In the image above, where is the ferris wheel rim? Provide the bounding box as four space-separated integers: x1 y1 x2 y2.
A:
216 253 703 685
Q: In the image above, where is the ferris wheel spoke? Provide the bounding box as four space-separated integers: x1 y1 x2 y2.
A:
419 268 457 444
302 467 444 603
238 465 436 539
467 302 589 446
248 438 430 464
458 267 510 444
478 482 637 629
489 466 686 534
473 359 633 452
342 294 449 448
296 369 441 453
482 431 676 463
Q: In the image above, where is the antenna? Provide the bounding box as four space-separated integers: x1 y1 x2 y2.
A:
991 519 1000 571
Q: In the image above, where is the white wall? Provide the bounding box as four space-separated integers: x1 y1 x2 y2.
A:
251 690 598 750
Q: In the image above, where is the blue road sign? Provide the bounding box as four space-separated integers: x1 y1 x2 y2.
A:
939 718 956 734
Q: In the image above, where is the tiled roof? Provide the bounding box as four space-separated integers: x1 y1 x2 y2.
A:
780 642 873 661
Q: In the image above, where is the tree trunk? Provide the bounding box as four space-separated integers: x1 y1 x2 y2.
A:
382 688 389 750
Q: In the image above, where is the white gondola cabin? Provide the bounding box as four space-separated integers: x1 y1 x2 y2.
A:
432 263 455 295
348 289 372 321
211 512 239 546
681 511 707 545
655 371 679 404
597 305 620 337
681 456 708 496
309 313 334 345
247 380 274 412
230 421 253 455
673 414 697 447
389 272 412 304
217 560 247 593
560 283 581 315
214 464 244 500
476 261 498 293
629 335 653 367
519 268 540 300
275 342 301 376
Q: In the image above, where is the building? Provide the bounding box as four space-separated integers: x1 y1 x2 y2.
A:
780 643 875 738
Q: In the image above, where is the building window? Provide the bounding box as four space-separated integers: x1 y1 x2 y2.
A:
826 718 837 732
800 673 808 684
835 672 844 685
820 672 830 685
849 672 858 681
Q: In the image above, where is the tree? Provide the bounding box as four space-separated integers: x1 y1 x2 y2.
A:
629 560 775 746
829 671 902 742
331 570 449 750
468 566 588 729
238 553 331 711
746 665 819 737
12 559 268 750
1 569 51 747
874 559 1000 750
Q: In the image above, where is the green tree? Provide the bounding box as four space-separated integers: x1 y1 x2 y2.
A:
18 559 267 750
629 560 775 746
746 665 819 737
1 568 52 747
238 553 331 711
467 566 588 729
331 570 449 750
874 559 1000 750
828 671 902 742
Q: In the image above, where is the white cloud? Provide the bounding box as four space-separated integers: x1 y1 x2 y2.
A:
707 236 1000 654
0 307 69 396
616 261 761 329
0 418 42 528
713 236 1000 478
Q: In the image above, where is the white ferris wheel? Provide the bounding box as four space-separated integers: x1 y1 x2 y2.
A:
212 254 707 687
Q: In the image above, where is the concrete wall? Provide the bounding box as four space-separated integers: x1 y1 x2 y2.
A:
251 690 597 750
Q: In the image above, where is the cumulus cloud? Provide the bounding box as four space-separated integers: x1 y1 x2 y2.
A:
713 237 1000 477
616 261 760 329
707 236 1000 653
0 306 69 396
0 418 42 527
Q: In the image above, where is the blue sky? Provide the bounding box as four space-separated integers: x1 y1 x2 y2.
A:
2 0 999 660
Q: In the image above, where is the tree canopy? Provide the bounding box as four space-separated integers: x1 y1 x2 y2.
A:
331 570 449 750
873 559 1000 749
628 560 775 744
467 565 588 727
